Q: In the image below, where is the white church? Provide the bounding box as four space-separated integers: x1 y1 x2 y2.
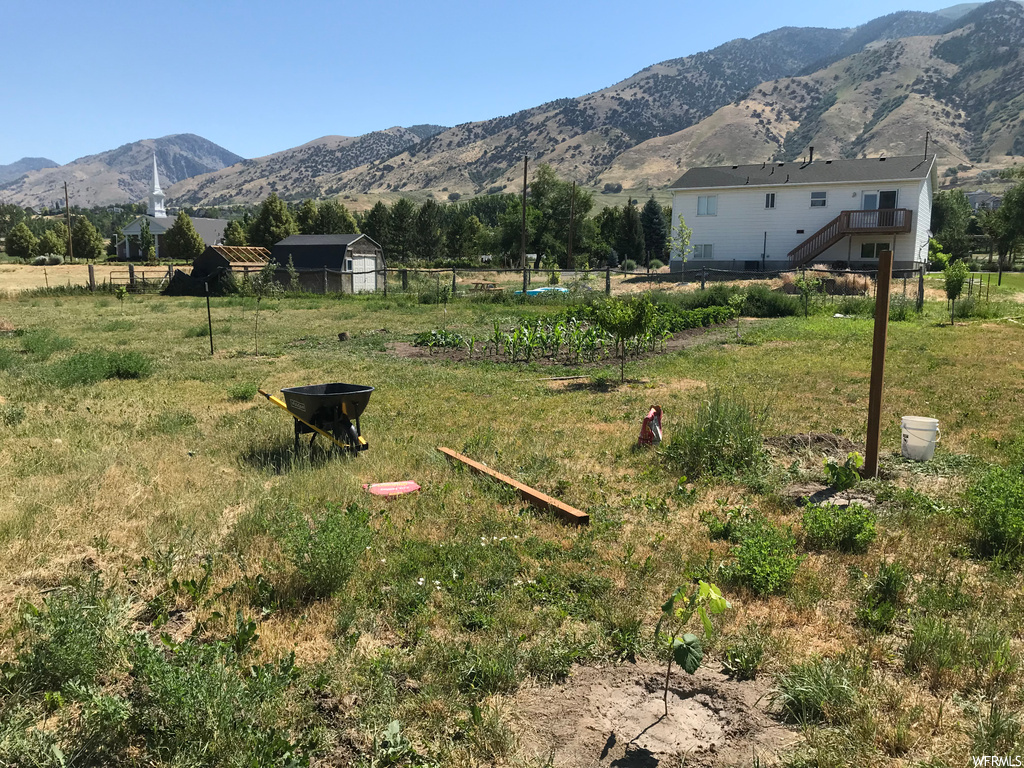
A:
117 155 228 260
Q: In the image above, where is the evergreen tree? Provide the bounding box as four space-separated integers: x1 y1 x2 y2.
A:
297 199 319 235
6 221 37 260
616 200 645 266
316 199 358 234
640 196 668 266
38 227 67 257
138 219 154 260
223 219 248 247
72 217 105 262
361 201 392 254
163 212 206 261
249 193 298 250
389 198 416 263
414 198 444 260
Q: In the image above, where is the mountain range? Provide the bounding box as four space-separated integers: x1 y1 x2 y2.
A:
4 1 1022 210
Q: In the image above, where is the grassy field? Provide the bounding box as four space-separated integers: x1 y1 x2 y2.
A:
0 284 1022 766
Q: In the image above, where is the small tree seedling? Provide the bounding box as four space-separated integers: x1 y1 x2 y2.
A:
655 580 730 716
728 293 745 340
943 260 968 326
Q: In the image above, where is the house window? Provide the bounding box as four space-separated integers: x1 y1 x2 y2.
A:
697 195 718 216
693 244 714 259
860 242 889 259
765 193 776 209
810 191 827 208
346 258 354 271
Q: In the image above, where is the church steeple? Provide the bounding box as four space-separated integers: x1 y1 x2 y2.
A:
148 152 166 218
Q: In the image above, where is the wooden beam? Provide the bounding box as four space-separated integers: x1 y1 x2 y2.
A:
863 249 894 478
437 447 589 525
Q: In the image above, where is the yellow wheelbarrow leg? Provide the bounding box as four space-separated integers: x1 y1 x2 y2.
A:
258 389 354 453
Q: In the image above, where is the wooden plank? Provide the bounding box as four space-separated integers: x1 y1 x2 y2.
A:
437 446 589 525
863 249 893 478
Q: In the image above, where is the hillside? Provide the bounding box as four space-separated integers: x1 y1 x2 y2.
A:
166 3 1024 206
1 134 242 209
0 157 58 186
169 126 446 207
600 0 1024 190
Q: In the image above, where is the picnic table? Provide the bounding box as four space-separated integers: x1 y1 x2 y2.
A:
471 281 499 291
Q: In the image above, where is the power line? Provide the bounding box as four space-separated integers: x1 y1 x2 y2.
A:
933 140 974 169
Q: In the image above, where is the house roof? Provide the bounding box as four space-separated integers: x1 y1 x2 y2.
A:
669 155 936 190
205 245 270 264
122 215 228 245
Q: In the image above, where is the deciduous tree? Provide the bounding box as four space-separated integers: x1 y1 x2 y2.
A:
316 199 358 235
223 219 248 246
297 199 319 235
38 227 67 257
931 190 974 262
72 217 105 262
6 221 37 260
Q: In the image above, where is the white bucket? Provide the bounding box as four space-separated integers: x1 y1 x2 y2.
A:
901 416 940 461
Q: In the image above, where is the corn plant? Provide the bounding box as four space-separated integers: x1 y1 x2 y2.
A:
655 580 730 716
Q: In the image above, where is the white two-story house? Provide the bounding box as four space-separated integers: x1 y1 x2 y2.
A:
669 154 937 272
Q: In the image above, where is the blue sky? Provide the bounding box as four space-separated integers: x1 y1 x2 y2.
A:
2 0 963 165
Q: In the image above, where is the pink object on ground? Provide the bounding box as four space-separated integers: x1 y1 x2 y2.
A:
363 481 421 496
638 405 663 447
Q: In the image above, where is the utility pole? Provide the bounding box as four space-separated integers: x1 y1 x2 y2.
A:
521 156 528 294
567 180 576 273
924 130 930 159
864 250 894 478
64 181 74 263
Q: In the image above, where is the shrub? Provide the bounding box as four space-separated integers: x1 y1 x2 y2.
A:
30 255 47 266
104 351 151 379
856 560 910 633
771 657 859 724
966 466 1024 565
802 502 877 554
283 503 372 598
649 258 665 270
742 284 801 317
228 382 259 401
723 516 803 595
622 259 638 271
45 254 64 266
662 390 768 480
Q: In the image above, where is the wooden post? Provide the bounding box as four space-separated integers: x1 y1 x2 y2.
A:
864 249 894 479
452 267 457 295
521 156 529 294
167 265 173 282
567 180 576 271
401 269 408 290
323 265 328 294
701 267 706 290
128 263 136 288
605 265 611 295
382 267 388 297
205 281 214 355
88 264 95 292
64 181 74 263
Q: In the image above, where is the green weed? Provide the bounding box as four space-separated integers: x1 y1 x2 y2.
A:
802 502 877 554
721 516 803 596
721 622 770 680
771 657 859 724
662 390 768 480
20 329 73 359
47 350 152 387
855 560 910 633
227 381 259 400
903 615 966 691
966 466 1024 566
282 503 372 599
0 403 26 427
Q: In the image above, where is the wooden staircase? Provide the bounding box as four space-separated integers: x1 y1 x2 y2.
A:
788 208 912 267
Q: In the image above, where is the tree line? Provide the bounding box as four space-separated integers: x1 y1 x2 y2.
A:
224 165 679 269
930 173 1024 274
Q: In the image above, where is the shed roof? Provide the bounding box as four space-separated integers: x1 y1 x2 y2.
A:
669 155 936 190
275 234 365 247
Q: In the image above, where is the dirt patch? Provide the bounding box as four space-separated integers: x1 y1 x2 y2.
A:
388 324 737 367
515 662 796 767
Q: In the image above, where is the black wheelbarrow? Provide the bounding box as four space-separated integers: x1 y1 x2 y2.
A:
259 383 373 454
